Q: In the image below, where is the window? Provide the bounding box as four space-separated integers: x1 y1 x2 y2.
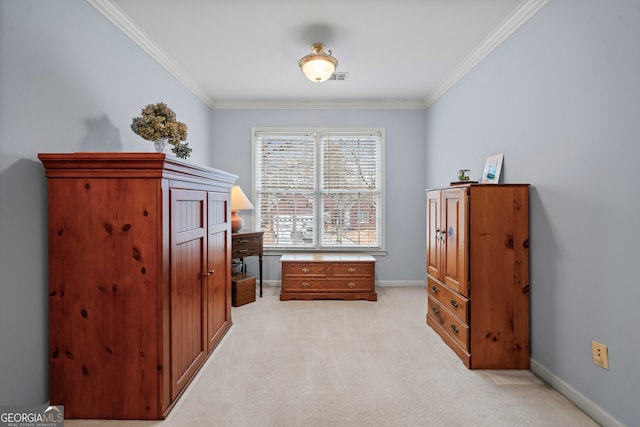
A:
253 128 385 252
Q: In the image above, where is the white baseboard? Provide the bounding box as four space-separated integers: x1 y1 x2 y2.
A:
262 280 424 288
530 358 625 427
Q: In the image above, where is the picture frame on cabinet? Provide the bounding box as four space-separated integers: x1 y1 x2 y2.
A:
481 153 504 183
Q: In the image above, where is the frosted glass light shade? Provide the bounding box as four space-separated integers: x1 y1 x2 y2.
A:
298 43 338 83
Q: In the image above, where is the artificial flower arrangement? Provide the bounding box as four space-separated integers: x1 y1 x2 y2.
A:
130 102 192 159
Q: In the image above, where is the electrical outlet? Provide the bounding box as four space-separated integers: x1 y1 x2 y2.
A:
592 340 609 370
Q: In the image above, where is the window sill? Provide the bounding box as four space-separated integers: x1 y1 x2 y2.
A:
264 248 388 256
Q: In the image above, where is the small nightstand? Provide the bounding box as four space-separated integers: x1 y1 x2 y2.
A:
232 230 264 297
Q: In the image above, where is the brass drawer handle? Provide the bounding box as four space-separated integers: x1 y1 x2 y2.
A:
347 282 356 289
431 306 439 315
348 267 356 273
450 299 458 308
431 285 438 293
301 267 310 273
301 282 310 288
239 239 249 243
450 324 459 334
239 249 248 253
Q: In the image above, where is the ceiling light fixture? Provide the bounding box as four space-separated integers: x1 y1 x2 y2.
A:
298 43 338 83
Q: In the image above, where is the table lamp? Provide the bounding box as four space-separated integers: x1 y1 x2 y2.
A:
231 185 254 232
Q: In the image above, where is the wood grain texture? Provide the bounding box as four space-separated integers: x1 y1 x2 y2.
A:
207 192 232 351
40 153 235 419
47 177 159 419
231 274 256 307
170 189 206 401
425 184 529 370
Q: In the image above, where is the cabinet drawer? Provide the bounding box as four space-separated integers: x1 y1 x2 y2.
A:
330 263 374 277
427 277 468 323
427 295 469 351
281 279 328 291
282 263 326 276
332 279 374 291
232 235 262 258
282 279 373 292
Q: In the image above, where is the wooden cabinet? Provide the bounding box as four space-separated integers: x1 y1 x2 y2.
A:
231 230 264 296
280 254 377 301
39 153 236 419
426 188 468 296
426 184 530 369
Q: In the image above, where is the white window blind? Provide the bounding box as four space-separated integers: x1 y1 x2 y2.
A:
253 128 384 251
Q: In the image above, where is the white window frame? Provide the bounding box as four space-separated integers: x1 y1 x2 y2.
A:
252 127 386 254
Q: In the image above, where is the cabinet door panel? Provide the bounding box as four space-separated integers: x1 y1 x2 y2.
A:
206 192 231 351
426 190 442 278
443 188 468 296
170 189 207 400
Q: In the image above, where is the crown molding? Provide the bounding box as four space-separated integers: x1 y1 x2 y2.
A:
88 0 550 111
424 0 551 108
86 0 213 107
209 99 428 110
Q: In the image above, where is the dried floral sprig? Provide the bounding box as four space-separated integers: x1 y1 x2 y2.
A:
171 142 193 159
130 102 188 146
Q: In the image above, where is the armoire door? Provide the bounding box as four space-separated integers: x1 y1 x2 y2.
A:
206 191 231 351
442 187 468 296
170 188 207 400
426 190 442 279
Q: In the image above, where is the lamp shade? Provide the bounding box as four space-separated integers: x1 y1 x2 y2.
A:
231 185 254 211
231 186 254 233
298 43 338 82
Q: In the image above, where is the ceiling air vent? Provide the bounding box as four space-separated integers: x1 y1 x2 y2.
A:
328 72 349 81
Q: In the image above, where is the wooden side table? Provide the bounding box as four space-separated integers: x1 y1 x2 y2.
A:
232 230 264 297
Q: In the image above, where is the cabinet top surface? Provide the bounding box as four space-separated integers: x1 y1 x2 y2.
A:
425 183 530 192
232 230 264 237
280 253 376 263
38 152 238 184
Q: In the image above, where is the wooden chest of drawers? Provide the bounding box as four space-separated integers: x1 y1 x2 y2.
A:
280 254 377 301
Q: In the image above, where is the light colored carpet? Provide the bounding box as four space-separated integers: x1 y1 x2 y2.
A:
67 286 597 427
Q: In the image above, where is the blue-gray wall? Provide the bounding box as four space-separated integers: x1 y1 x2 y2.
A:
424 0 640 425
210 109 427 284
0 0 213 405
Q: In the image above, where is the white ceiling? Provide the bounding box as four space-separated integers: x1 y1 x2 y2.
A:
92 0 548 109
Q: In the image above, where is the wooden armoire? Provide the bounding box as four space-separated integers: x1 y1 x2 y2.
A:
39 153 237 419
425 184 530 369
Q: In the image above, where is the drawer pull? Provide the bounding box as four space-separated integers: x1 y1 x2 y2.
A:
431 306 439 315
239 239 249 243
348 267 356 273
431 285 438 294
239 249 248 253
347 282 356 289
301 282 310 288
450 324 459 334
301 267 310 273
203 269 214 277
450 300 458 308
